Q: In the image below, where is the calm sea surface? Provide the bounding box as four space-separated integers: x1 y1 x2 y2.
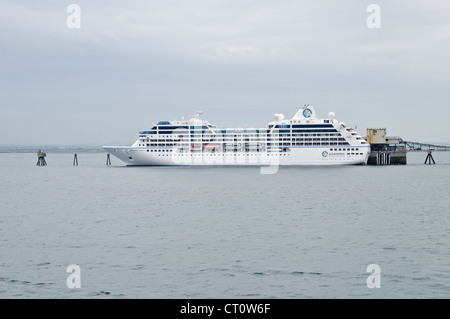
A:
1 151 450 298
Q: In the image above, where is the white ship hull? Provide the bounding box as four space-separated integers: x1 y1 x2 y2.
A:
103 146 370 166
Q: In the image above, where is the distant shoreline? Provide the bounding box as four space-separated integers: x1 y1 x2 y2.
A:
0 146 105 154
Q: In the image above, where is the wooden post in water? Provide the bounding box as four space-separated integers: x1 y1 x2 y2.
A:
424 151 435 164
106 153 111 166
73 153 78 165
36 150 47 166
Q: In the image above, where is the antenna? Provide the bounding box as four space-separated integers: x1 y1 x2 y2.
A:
195 110 203 118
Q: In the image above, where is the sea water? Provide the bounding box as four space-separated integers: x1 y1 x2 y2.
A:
1 152 450 298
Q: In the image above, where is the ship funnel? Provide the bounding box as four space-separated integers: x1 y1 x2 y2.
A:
293 105 317 120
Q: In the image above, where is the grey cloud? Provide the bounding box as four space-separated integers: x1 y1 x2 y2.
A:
1 0 449 145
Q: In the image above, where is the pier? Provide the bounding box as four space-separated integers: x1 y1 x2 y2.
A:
366 128 450 165
36 150 47 166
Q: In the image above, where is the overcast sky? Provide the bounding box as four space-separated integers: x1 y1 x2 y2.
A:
1 0 449 146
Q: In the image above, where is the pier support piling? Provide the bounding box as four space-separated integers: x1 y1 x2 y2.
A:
106 153 111 166
424 151 436 165
377 152 391 165
73 153 78 166
368 150 406 165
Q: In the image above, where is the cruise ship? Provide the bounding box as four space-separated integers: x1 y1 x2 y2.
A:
103 105 370 166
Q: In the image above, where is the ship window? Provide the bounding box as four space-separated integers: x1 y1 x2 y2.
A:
292 124 333 128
